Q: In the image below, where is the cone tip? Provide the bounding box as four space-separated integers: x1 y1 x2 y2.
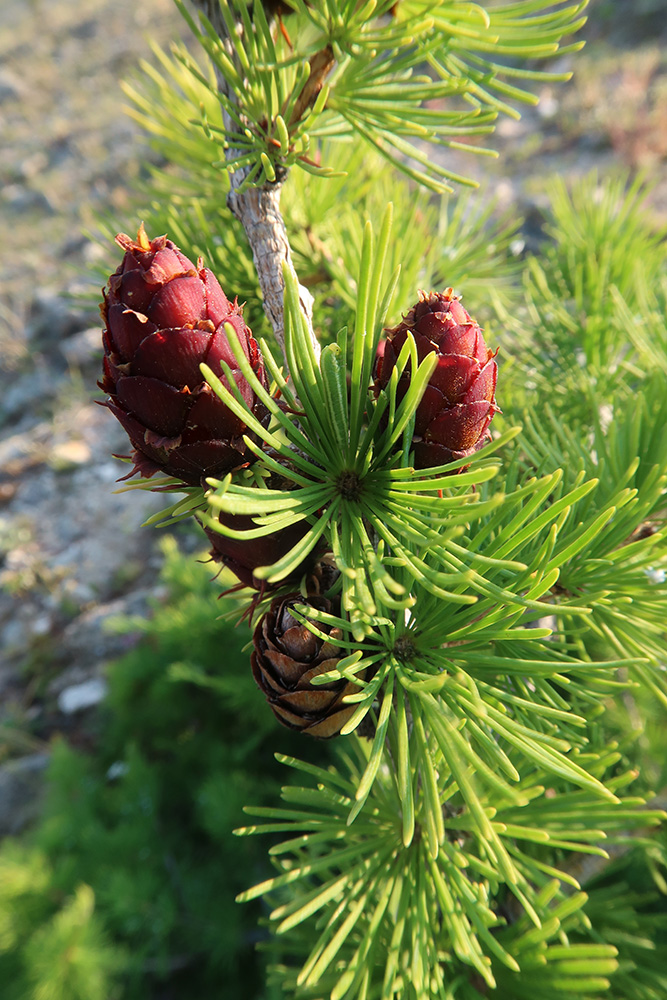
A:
137 221 151 251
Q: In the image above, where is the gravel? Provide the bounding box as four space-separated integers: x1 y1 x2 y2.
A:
0 0 189 772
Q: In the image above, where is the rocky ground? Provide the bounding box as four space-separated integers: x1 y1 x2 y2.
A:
0 0 189 829
1 0 667 830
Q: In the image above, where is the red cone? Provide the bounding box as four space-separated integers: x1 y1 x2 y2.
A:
376 289 499 469
99 225 267 485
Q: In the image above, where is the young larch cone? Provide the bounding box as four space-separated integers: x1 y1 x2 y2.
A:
204 461 327 592
375 289 499 469
204 512 318 592
99 225 267 485
251 594 360 738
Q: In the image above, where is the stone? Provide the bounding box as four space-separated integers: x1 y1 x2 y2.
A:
0 67 25 103
49 440 92 470
1 367 59 425
0 753 49 837
57 678 108 715
26 288 92 345
0 184 55 214
59 326 104 367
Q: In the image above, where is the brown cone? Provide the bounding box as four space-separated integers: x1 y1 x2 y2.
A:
251 593 360 738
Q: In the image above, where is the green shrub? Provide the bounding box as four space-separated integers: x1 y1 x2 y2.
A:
0 536 327 999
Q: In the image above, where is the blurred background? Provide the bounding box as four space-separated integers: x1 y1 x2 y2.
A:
1 0 667 997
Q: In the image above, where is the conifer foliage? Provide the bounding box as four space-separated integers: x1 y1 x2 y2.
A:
86 0 667 997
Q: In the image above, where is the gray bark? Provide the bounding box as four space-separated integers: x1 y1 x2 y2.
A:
189 0 319 365
226 176 316 363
